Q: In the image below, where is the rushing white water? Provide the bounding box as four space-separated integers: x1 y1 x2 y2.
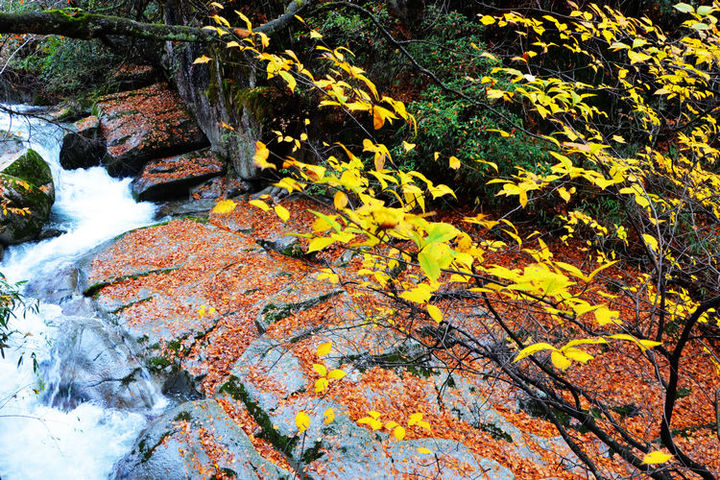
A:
0 107 161 479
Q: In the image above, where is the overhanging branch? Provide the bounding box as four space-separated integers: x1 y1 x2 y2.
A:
0 0 319 43
0 10 211 42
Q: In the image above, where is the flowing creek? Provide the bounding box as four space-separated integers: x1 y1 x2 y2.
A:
0 107 166 479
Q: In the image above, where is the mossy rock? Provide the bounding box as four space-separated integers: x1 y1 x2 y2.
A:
1 148 53 188
0 148 55 244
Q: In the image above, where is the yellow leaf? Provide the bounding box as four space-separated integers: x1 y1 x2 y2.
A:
402 141 416 152
608 334 661 351
514 342 556 362
594 306 621 326
674 2 694 13
308 237 335 253
572 301 597 316
416 447 432 454
369 419 383 430
312 363 327 377
449 156 461 170
384 421 398 430
212 199 237 214
274 177 303 193
310 30 323 39
253 141 276 170
558 187 572 203
274 205 290 222
477 159 499 172
373 107 384 130
642 234 659 253
393 426 406 441
193 55 213 64
314 377 329 393
642 451 673 464
418 242 452 282
427 304 443 323
628 50 651 64
408 412 424 426
316 341 332 357
234 10 253 31
323 408 335 424
279 71 297 93
334 191 348 209
372 106 396 130
295 411 310 433
248 199 271 212
399 284 433 304
328 369 347 380
562 347 593 364
479 15 496 25
211 14 230 27
551 351 572 371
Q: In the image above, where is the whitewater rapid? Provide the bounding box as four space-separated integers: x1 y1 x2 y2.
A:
0 107 162 479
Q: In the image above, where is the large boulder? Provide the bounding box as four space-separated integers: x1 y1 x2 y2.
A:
97 83 209 177
130 149 225 202
0 148 55 244
59 115 106 170
42 316 163 411
112 399 292 480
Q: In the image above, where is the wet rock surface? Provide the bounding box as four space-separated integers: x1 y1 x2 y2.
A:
97 83 208 177
81 198 570 479
59 115 105 170
42 316 162 411
112 399 292 480
130 149 225 202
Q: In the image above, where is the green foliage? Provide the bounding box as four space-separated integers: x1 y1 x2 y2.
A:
309 5 550 202
13 36 120 98
399 8 550 200
0 274 34 359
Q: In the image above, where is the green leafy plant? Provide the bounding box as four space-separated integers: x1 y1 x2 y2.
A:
0 274 35 359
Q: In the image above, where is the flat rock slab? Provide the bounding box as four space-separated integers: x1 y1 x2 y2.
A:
85 218 312 389
255 271 344 333
112 399 292 480
84 198 564 480
98 83 208 177
131 149 225 202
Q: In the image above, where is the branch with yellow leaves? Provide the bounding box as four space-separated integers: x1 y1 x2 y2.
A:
0 0 319 43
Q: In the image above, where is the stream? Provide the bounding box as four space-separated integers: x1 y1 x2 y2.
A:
0 107 165 479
